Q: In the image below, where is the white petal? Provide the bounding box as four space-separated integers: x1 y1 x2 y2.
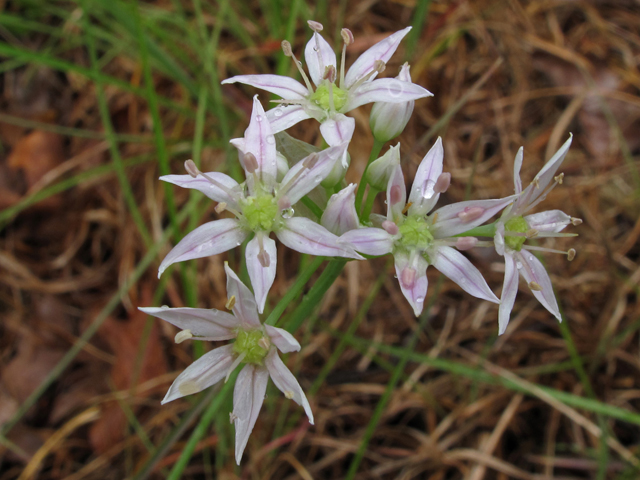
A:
241 96 277 189
246 234 277 314
278 143 347 204
345 26 412 88
386 165 406 222
394 251 429 316
265 349 314 424
513 147 523 195
321 183 359 235
158 219 248 277
524 210 572 233
408 137 444 216
319 115 355 168
233 364 269 465
161 173 240 209
162 345 234 404
266 105 312 133
430 196 516 238
346 77 432 111
515 251 562 321
339 227 394 256
139 306 238 340
224 262 261 327
498 253 519 335
277 217 362 259
304 32 337 86
265 325 301 353
222 74 309 99
431 246 499 303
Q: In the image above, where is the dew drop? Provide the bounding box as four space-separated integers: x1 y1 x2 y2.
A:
416 297 424 303
266 134 275 144
274 107 284 117
314 175 322 183
236 241 242 246
161 305 170 310
281 207 294 219
313 46 319 52
297 60 303 66
421 180 436 200
528 255 534 261
256 114 263 122
516 261 523 270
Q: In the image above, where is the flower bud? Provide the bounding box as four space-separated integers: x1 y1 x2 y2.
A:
369 63 415 143
321 151 351 188
366 144 400 191
321 184 359 235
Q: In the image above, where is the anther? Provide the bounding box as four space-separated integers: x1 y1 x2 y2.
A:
302 152 319 169
323 65 337 83
185 159 200 178
229 412 238 423
554 173 564 184
571 217 582 226
281 40 293 57
243 152 259 173
389 185 403 206
225 295 236 310
528 281 543 291
455 237 478 251
567 248 576 261
402 202 412 214
382 220 399 235
307 20 323 32
282 40 315 93
175 329 193 344
215 202 227 214
257 250 271 268
526 229 539 239
431 212 439 224
433 172 451 194
401 267 416 288
374 60 386 73
341 28 354 46
258 337 270 350
457 206 484 223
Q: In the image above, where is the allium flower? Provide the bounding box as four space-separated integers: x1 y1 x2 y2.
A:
321 183 359 235
222 22 432 164
369 63 416 142
365 143 401 191
495 136 580 334
340 138 514 316
159 97 361 312
140 263 313 465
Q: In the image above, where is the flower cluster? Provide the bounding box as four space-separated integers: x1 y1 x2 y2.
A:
141 21 580 463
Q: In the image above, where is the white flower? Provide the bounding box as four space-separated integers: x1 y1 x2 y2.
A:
140 263 313 464
369 63 416 142
495 135 580 334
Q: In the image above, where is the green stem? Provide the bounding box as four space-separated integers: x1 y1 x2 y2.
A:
360 187 380 222
454 222 497 238
355 139 385 217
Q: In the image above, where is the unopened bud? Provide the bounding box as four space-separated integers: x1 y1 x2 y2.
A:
528 281 543 291
302 152 319 169
366 144 401 190
307 20 323 32
341 28 354 45
400 267 416 288
185 159 199 177
369 63 414 143
225 295 236 310
257 250 271 268
455 237 478 251
571 217 582 226
567 248 576 261
389 185 404 206
323 65 337 83
433 172 451 194
382 220 399 235
175 329 193 344
215 202 227 214
243 152 259 173
457 206 484 223
281 40 293 57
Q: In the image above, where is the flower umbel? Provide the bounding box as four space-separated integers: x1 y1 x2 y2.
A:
140 263 314 464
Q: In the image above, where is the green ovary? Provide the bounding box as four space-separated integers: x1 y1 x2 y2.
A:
233 329 269 364
310 82 348 112
504 215 528 251
397 216 434 250
242 195 278 231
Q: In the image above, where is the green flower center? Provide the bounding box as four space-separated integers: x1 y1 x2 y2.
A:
233 329 269 365
242 194 278 231
309 82 348 112
504 215 528 251
397 216 434 251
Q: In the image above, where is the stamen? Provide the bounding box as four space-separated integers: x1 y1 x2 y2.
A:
528 281 543 291
282 40 315 93
307 20 323 32
339 29 354 88
302 152 319 169
455 237 478 251
229 412 238 424
522 245 575 256
431 212 439 224
284 390 295 399
433 172 451 194
523 174 564 214
185 159 199 178
257 235 270 268
258 336 270 350
571 217 582 226
175 329 193 344
215 202 227 214
402 202 413 214
243 152 259 173
567 248 576 261
401 267 416 288
554 173 564 184
457 206 484 223
389 185 403 206
225 295 236 310
323 65 337 83
350 60 386 91
382 220 399 235
270 98 307 105
526 229 539 238
225 352 246 383
328 81 336 111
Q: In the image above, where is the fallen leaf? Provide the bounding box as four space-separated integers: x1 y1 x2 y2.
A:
8 130 65 189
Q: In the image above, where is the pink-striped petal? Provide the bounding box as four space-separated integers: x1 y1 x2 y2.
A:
513 147 523 195
266 105 313 133
430 196 515 238
346 78 432 111
245 233 277 314
431 246 499 303
408 137 444 216
162 344 234 404
394 251 429 316
233 364 269 465
345 27 412 88
386 165 406 223
264 349 314 424
161 173 241 209
277 217 362 259
265 325 301 353
319 115 355 168
241 96 277 189
222 74 309 99
304 32 337 86
524 210 572 233
139 306 238 341
158 219 248 277
515 251 562 321
224 262 261 327
498 253 519 335
321 183 359 235
339 227 394 256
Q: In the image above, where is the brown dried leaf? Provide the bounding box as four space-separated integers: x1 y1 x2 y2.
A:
7 130 65 189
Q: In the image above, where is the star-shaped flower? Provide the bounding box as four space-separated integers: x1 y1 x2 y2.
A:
340 138 514 316
494 135 580 334
222 22 432 164
159 97 361 312
140 263 313 464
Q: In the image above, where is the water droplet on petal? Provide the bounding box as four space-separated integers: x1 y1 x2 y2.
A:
516 261 523 270
266 134 275 144
314 175 322 183
416 297 424 303
256 114 263 122
421 180 436 200
161 305 170 310
274 107 284 117
313 46 319 52
528 255 534 261
281 207 294 219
